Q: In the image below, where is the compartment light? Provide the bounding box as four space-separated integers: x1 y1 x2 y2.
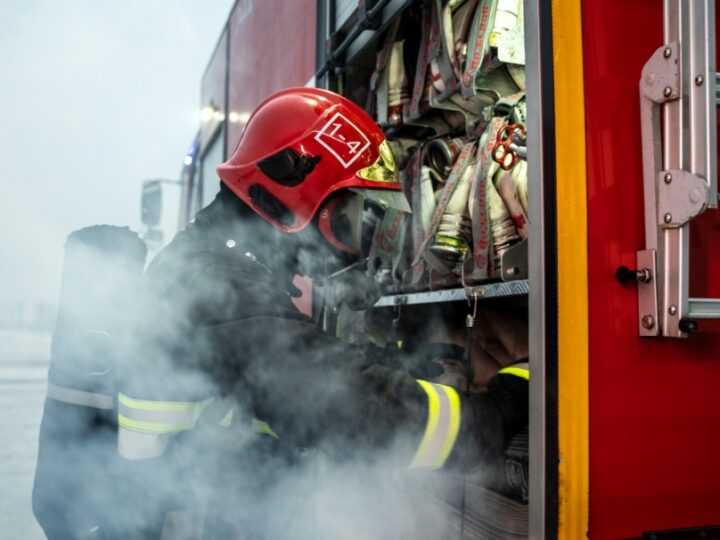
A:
229 111 251 123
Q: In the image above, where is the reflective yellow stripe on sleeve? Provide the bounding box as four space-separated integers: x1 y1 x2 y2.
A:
117 416 195 434
409 380 461 469
219 408 234 427
497 363 530 380
214 408 280 439
118 393 212 412
117 393 212 434
251 419 279 439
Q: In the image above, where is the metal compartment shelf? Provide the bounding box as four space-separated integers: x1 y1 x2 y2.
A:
373 279 530 307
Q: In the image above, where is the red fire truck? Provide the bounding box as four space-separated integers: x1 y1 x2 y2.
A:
140 1 720 538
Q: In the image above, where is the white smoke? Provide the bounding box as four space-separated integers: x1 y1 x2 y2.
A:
28 202 528 539
0 0 234 311
0 3 530 538
0 2 234 538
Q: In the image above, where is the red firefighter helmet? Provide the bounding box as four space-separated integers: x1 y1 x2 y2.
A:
217 87 407 253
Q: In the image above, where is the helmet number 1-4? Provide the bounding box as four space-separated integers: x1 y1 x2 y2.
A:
315 113 371 168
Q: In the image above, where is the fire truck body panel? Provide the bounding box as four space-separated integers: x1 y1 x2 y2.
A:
583 0 720 537
226 0 317 159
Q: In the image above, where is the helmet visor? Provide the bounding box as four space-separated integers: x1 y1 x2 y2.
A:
352 188 411 213
319 189 409 255
356 140 399 184
352 140 410 213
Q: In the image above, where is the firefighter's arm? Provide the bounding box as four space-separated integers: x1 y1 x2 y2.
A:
450 363 528 468
201 317 527 471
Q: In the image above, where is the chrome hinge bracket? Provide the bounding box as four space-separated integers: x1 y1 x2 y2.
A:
637 249 660 337
641 42 680 104
657 169 709 227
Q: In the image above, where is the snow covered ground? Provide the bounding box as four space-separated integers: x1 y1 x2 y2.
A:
0 330 51 539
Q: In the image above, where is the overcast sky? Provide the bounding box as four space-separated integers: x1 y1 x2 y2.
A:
0 0 235 306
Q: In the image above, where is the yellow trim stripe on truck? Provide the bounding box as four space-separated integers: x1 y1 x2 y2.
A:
552 0 590 537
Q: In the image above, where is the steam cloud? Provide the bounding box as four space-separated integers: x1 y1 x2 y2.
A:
32 202 528 540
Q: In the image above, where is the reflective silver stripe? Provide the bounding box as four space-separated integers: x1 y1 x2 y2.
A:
410 380 461 469
160 509 205 540
118 427 170 461
117 393 213 434
46 383 113 410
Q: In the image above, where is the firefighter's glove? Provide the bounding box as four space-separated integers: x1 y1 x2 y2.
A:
430 358 468 391
398 343 465 381
327 266 383 311
503 428 529 502
453 370 528 472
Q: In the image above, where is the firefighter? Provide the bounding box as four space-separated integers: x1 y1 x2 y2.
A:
117 87 528 538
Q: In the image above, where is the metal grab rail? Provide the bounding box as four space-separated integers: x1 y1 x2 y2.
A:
634 0 719 337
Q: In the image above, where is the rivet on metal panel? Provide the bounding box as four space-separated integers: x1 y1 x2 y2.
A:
689 186 704 204
663 86 672 97
641 315 656 329
663 213 673 223
664 173 672 184
663 47 672 58
668 304 678 316
695 74 704 86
